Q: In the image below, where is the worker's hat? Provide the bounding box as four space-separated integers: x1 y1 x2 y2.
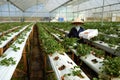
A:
72 18 84 24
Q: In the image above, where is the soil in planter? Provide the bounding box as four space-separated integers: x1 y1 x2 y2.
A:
91 59 98 64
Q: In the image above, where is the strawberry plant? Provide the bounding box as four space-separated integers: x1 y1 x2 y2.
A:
0 40 2 44
0 36 7 41
101 57 120 79
15 39 24 44
10 44 20 52
64 66 84 78
62 37 78 51
38 25 64 55
91 48 105 58
0 57 16 66
76 44 91 56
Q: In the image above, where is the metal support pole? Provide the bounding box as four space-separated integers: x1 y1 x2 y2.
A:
0 5 2 21
101 0 105 27
59 8 60 18
109 5 112 27
73 12 74 21
22 12 24 22
77 1 79 18
66 6 67 21
36 0 38 22
7 2 11 22
94 9 96 22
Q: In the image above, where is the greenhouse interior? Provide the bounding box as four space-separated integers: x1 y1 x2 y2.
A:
0 0 120 80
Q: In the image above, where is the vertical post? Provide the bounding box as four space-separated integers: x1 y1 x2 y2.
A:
101 0 105 27
77 0 79 18
0 48 3 56
0 5 2 21
7 1 11 22
94 8 96 22
36 0 38 22
66 6 67 21
21 12 24 22
23 48 27 72
59 8 60 19
49 12 51 22
72 4 75 21
27 38 30 52
109 5 112 27
44 55 47 71
73 12 74 21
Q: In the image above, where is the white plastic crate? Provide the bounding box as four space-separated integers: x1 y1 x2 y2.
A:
79 29 98 40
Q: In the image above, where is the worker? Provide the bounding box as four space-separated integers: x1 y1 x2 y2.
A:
68 18 85 38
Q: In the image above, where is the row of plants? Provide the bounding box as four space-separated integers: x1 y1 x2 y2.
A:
37 23 89 80
42 23 120 80
92 34 120 45
0 26 23 45
0 22 29 32
91 34 120 54
35 22 120 42
37 23 64 55
10 24 33 52
0 23 33 80
0 23 32 46
48 22 120 55
49 26 106 59
0 23 33 66
93 56 120 80
0 54 16 66
46 22 120 36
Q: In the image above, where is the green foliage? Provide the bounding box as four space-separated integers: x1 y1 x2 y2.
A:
10 44 20 52
92 77 100 80
76 44 91 56
64 66 84 78
1 54 7 58
38 24 64 54
101 57 120 77
92 48 105 58
0 36 7 41
62 37 78 51
6 34 11 37
0 40 2 44
0 57 16 66
62 37 78 46
15 39 24 44
115 46 120 54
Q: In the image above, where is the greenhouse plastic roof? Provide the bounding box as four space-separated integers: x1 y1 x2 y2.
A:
73 0 120 12
0 0 120 13
0 0 71 12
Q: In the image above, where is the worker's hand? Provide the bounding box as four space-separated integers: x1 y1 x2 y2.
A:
79 36 83 39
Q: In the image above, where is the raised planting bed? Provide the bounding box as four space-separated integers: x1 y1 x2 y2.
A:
0 24 32 55
80 54 103 73
0 26 21 37
48 52 90 80
84 39 120 56
0 24 34 80
93 41 120 56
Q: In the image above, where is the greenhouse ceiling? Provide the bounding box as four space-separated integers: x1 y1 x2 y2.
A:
0 0 91 12
0 0 72 12
0 0 120 17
